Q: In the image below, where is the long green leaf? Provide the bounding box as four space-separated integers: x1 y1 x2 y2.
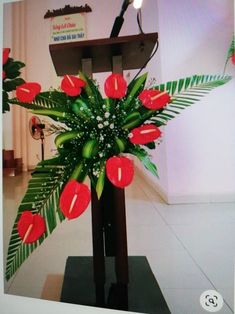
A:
130 147 159 178
79 71 103 106
96 163 106 199
55 131 83 148
124 72 147 110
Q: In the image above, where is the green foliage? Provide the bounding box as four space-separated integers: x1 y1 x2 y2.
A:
226 35 235 60
2 58 25 113
79 71 103 106
5 71 231 281
130 147 159 178
96 162 106 199
3 58 25 79
55 131 83 148
144 142 156 150
9 91 70 111
5 163 70 281
223 34 235 73
124 72 147 110
149 74 231 127
3 78 25 92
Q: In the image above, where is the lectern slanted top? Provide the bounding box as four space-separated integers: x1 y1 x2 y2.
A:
49 32 158 75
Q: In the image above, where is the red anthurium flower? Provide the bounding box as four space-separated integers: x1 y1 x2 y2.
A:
3 48 10 65
129 124 161 145
59 180 91 220
104 73 127 99
139 89 170 110
231 54 235 65
2 70 6 80
17 211 46 244
106 156 134 188
61 75 86 96
16 82 41 103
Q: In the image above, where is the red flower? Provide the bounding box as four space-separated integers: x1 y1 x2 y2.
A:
139 89 170 110
106 156 134 188
104 73 127 99
232 54 235 65
129 124 161 145
2 70 6 80
59 180 91 220
3 48 10 65
17 211 46 244
61 75 86 96
16 82 41 102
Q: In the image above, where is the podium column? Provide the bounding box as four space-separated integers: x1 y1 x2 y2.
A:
82 56 129 308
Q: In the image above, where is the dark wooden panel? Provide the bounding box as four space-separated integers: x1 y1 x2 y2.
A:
49 32 158 75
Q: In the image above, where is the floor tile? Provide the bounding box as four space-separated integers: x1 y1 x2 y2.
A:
40 274 63 301
146 250 213 289
126 199 167 227
171 223 235 251
219 288 234 310
156 202 235 226
162 288 233 314
127 224 184 254
186 249 235 289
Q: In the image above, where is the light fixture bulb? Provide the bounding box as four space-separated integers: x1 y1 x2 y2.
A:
133 0 143 9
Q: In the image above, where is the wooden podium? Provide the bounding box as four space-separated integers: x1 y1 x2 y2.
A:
49 33 170 314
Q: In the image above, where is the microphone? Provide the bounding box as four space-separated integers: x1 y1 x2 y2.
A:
110 0 133 37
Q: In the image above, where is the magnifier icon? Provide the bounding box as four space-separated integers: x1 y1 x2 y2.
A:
200 290 223 312
208 298 216 306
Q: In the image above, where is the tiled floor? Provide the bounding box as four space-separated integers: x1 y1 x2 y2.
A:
3 171 235 314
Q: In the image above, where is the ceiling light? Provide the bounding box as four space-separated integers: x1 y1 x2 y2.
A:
133 0 143 9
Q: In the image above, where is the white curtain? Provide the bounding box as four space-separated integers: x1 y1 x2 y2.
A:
11 0 29 171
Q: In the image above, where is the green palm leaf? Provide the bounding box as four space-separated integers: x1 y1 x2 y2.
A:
149 74 231 126
5 163 69 281
223 34 235 73
130 147 159 178
9 90 71 112
34 91 71 110
226 35 235 59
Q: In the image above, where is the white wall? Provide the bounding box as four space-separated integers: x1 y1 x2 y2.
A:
155 0 235 202
3 0 235 202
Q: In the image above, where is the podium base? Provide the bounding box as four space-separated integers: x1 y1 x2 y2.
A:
60 256 170 314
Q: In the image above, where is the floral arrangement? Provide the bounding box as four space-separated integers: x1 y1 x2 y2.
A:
3 46 232 280
2 48 25 113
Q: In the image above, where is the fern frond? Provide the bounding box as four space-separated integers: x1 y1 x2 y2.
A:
5 163 70 281
9 90 71 112
149 74 231 126
35 91 74 111
225 35 235 61
223 34 235 73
